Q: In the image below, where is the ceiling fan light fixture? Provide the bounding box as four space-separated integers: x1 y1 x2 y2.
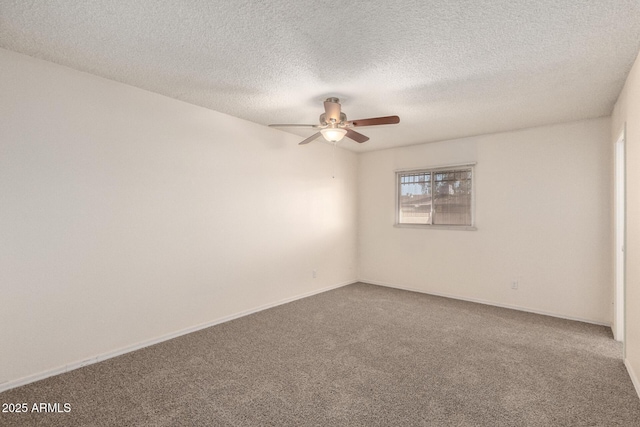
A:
320 128 347 142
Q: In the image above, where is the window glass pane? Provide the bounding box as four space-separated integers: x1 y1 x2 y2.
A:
399 172 431 224
433 169 472 225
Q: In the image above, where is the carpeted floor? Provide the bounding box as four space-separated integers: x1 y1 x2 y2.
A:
1 282 639 426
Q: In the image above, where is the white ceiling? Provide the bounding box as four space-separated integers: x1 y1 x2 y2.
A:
2 1 640 152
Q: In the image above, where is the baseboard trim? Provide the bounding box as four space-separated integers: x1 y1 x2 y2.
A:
359 279 611 327
625 359 640 400
0 279 356 394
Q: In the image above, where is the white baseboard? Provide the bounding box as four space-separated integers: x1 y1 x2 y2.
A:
0 279 356 394
625 359 640 400
359 279 611 327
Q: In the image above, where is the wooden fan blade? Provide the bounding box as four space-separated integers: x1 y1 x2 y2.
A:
349 115 400 127
345 128 370 143
269 124 319 128
299 132 321 145
324 98 341 122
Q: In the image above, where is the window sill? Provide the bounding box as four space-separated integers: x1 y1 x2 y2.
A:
394 224 477 231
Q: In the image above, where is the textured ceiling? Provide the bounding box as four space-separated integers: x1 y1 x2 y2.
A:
2 1 640 152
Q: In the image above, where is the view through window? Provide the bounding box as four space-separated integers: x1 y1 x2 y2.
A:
397 166 473 227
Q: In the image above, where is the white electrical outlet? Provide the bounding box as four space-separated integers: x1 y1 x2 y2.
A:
312 270 317 279
511 280 519 290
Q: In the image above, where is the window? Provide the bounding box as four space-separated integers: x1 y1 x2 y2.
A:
396 164 474 228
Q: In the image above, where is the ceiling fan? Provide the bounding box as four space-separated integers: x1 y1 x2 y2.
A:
269 97 400 145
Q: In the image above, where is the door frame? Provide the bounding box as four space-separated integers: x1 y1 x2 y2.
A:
614 126 626 348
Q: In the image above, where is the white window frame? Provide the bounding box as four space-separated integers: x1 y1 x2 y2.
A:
395 163 476 231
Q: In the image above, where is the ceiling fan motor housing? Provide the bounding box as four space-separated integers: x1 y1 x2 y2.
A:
319 112 347 126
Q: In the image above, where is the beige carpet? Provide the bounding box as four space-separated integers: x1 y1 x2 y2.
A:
1 282 639 426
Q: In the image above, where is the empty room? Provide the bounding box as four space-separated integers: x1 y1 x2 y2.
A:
2 1 640 426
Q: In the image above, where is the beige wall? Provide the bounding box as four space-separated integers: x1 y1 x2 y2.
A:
358 118 612 324
0 49 358 388
612 49 640 395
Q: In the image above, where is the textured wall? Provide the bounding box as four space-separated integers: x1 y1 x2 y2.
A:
358 118 612 324
612 48 640 397
0 48 358 388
